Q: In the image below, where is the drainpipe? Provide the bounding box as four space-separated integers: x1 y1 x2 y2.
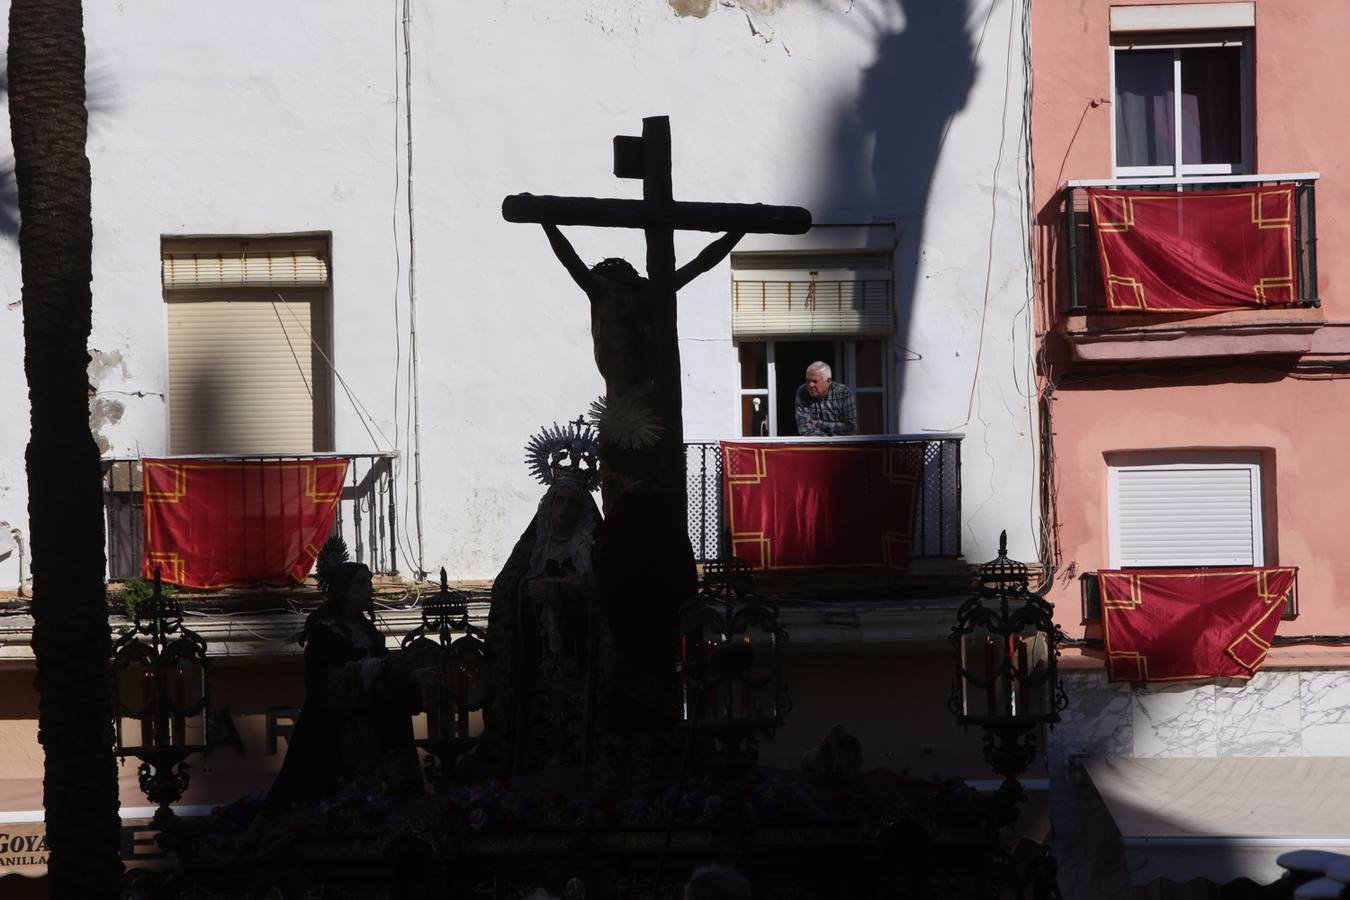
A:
403 0 426 579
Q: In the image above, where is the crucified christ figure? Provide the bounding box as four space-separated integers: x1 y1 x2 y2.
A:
541 223 743 470
501 117 809 779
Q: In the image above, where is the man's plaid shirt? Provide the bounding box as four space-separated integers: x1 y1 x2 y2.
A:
794 381 857 436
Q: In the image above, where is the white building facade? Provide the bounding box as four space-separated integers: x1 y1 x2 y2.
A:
0 0 1037 590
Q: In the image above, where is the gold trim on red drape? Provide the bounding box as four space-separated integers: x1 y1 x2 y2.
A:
720 441 923 571
1089 186 1296 312
1098 567 1297 683
142 458 349 589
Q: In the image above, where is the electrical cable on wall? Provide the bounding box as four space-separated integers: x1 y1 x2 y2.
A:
403 0 427 580
273 298 392 451
388 0 418 578
271 300 315 400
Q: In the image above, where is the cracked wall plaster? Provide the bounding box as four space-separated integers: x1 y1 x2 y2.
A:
670 0 784 18
87 349 129 454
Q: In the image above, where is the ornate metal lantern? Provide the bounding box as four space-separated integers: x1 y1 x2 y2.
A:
950 532 1067 802
110 567 212 830
677 557 789 774
401 568 486 786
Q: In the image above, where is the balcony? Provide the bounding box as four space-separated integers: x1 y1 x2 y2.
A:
102 452 400 583
1055 173 1334 363
684 435 962 566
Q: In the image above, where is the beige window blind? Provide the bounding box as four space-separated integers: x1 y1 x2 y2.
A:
162 236 332 454
162 237 330 289
731 252 895 338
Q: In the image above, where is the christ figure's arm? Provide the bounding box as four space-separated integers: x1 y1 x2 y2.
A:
674 231 745 291
542 223 596 293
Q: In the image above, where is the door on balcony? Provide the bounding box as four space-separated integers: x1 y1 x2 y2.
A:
773 339 834 437
737 338 888 437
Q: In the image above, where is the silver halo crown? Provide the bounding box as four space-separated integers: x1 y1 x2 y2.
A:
524 417 601 492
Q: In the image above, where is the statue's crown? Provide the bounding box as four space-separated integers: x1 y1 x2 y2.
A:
524 417 601 492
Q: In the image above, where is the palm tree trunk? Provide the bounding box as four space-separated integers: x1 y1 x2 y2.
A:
8 0 124 895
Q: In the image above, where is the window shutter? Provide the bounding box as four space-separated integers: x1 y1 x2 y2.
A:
162 238 330 289
166 295 330 454
162 235 332 455
731 252 894 338
1113 465 1262 566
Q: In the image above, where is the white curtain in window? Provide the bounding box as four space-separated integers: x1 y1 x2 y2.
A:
1115 50 1175 169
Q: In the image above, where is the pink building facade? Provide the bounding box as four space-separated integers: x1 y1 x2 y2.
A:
1032 2 1350 895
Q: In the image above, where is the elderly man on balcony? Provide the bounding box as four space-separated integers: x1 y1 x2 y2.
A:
795 361 857 437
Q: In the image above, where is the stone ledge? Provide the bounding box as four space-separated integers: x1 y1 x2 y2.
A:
1056 307 1332 362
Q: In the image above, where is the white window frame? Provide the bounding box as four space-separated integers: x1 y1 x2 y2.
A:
1109 32 1254 180
1106 452 1264 568
735 337 888 437
738 341 773 438
845 341 885 429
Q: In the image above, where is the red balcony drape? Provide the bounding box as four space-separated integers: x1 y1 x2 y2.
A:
142 458 349 589
1097 567 1297 683
720 440 924 571
1088 185 1296 312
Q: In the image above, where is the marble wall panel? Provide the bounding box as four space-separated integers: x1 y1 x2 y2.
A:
1048 670 1133 768
1299 671 1350 756
1131 682 1217 758
1215 671 1301 757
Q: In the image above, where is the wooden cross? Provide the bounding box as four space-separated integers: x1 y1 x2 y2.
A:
503 115 811 502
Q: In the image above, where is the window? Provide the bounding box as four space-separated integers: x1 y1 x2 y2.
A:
161 235 333 454
1111 33 1252 178
737 339 887 437
1107 452 1264 567
731 248 893 437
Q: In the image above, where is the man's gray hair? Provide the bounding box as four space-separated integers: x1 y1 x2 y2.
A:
684 865 751 900
806 360 832 381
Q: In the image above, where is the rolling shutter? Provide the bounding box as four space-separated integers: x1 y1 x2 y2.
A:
1112 463 1263 567
731 252 894 338
163 237 332 455
162 238 329 289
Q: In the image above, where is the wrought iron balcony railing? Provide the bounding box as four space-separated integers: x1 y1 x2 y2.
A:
102 451 400 582
684 435 962 564
1061 173 1320 315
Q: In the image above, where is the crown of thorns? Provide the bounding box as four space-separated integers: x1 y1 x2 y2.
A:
524 417 601 491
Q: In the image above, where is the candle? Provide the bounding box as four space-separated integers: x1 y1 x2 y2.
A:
140 670 156 749
1015 636 1030 716
153 671 171 750
171 667 186 745
740 636 753 718
1001 635 1017 717
680 634 689 720
455 664 469 737
705 639 718 719
426 681 441 743
983 636 997 716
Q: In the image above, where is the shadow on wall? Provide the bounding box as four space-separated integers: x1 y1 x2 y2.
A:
0 62 23 237
0 53 119 239
817 0 979 406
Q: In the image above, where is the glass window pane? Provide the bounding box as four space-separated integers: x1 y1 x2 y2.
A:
739 342 767 390
1180 46 1243 166
857 393 884 435
1115 49 1176 168
855 340 885 388
741 395 769 437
